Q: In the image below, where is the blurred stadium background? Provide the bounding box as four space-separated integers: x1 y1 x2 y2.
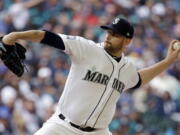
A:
0 0 180 135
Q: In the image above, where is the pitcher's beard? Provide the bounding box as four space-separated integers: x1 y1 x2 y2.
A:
104 43 123 55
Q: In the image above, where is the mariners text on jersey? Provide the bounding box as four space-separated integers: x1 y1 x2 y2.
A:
83 69 125 93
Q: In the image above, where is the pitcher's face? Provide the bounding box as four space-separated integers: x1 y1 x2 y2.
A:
104 30 131 54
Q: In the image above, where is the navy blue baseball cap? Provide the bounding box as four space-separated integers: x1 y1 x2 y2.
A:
100 16 134 39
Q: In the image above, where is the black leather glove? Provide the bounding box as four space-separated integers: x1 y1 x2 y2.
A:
0 37 26 77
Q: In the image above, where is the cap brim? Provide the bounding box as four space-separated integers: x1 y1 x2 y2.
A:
100 24 113 31
100 24 123 36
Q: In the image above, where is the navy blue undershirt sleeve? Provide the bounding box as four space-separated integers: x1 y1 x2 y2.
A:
40 30 65 50
129 72 142 90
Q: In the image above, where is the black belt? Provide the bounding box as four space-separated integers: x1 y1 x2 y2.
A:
58 114 96 132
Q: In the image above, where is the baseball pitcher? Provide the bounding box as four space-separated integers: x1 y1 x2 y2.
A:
1 16 180 135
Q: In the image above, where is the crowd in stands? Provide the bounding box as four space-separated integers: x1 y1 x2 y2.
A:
0 0 180 135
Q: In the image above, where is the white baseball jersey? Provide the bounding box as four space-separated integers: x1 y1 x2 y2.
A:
53 34 140 129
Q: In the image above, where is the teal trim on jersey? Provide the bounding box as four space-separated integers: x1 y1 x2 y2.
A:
92 55 127 127
83 52 115 127
129 72 142 90
93 88 115 127
117 62 127 93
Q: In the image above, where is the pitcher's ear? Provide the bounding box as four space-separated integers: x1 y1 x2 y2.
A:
124 38 132 46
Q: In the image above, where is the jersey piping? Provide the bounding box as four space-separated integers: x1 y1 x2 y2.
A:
92 56 127 127
83 52 115 127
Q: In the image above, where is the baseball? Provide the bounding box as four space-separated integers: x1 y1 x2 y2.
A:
173 42 180 50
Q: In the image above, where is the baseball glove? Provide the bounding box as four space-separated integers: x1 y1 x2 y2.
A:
0 37 26 77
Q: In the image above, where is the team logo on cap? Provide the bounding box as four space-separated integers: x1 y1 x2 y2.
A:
112 18 120 24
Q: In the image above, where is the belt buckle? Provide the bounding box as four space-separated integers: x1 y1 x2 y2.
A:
59 114 95 132
80 125 95 132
